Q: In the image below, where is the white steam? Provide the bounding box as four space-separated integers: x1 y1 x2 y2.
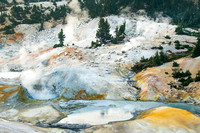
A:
68 0 87 16
20 70 57 100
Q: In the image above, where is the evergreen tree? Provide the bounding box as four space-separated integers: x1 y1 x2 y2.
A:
153 51 162 66
53 29 65 48
160 50 168 63
53 0 57 7
0 14 6 24
112 22 126 44
50 5 70 21
79 0 199 27
0 0 7 15
39 5 45 31
13 0 17 5
112 26 119 44
24 0 30 6
30 5 41 23
58 29 65 45
10 5 26 22
96 17 112 44
173 61 179 67
0 1 6 24
39 19 44 31
192 38 200 58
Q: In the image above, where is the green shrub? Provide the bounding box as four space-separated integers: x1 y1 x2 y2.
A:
175 42 185 50
172 62 179 67
131 51 169 72
112 22 126 44
174 40 180 44
172 70 192 79
165 35 171 39
172 70 193 86
175 26 186 35
53 44 64 48
90 41 101 48
183 44 189 49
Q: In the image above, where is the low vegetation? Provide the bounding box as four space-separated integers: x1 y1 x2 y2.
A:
173 40 193 51
132 35 200 73
172 70 193 86
0 1 71 34
131 51 169 73
165 35 171 39
79 0 200 27
169 70 200 90
172 61 179 67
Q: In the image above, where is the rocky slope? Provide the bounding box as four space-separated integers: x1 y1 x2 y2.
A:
134 57 200 103
0 13 197 102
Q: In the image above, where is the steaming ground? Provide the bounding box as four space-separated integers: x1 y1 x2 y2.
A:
0 0 197 100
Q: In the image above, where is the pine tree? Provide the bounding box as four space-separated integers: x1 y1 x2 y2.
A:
96 17 112 44
0 14 5 24
13 0 17 5
119 22 126 38
112 26 119 44
58 29 65 45
30 5 41 23
153 51 162 66
160 50 168 63
24 0 30 6
0 0 7 15
39 20 44 31
112 22 126 44
53 29 65 48
192 38 200 58
39 5 45 31
117 22 126 41
53 0 57 7
0 0 6 23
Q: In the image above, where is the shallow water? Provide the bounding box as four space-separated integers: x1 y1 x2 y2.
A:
57 100 200 126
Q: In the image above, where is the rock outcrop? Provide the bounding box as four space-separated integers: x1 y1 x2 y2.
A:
23 67 137 101
0 118 68 133
0 33 24 45
0 85 21 104
134 57 200 103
